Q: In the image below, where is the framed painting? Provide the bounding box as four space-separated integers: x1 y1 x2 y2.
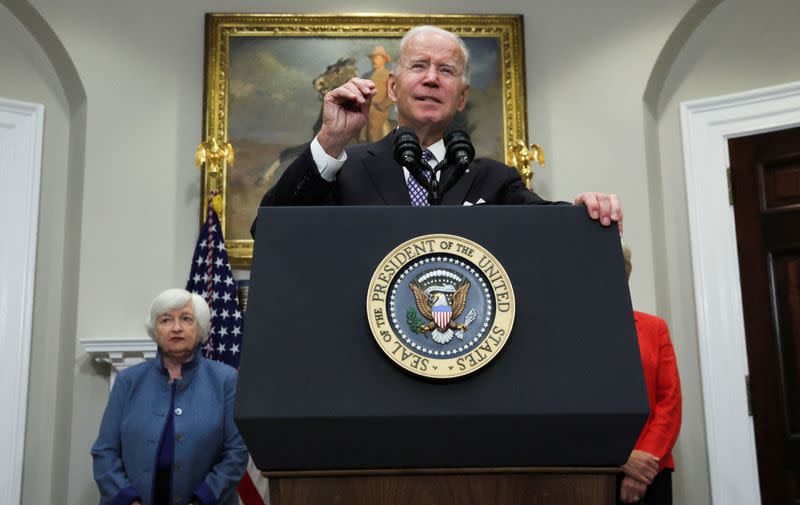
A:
202 13 528 267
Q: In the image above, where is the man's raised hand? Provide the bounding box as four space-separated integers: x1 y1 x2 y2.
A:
317 78 378 157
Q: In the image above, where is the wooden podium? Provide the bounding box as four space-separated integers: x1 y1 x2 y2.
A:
265 467 617 505
240 206 647 505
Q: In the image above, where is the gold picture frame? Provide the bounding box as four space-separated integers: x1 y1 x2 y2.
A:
202 13 529 267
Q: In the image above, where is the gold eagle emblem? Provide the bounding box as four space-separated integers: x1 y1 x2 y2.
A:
409 280 475 344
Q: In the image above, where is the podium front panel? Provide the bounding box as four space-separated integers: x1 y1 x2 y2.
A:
237 206 648 470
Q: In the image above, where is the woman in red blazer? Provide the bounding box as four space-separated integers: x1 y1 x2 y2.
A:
619 245 682 504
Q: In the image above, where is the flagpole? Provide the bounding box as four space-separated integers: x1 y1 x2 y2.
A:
190 138 267 505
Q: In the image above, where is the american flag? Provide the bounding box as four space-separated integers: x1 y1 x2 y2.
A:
186 202 269 505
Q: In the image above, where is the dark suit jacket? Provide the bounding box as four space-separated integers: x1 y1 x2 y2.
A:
261 132 551 206
254 130 560 235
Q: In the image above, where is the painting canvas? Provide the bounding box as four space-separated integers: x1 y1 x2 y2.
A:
202 14 528 266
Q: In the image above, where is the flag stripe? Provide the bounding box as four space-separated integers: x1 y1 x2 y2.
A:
236 470 266 505
247 457 270 498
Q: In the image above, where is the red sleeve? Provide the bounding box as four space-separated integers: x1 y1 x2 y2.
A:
634 318 682 470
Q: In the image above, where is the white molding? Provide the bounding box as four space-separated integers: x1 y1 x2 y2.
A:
680 80 800 505
0 97 44 505
81 337 156 388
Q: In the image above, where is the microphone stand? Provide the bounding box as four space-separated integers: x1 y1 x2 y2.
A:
393 126 473 206
437 161 468 204
436 128 475 204
409 157 471 206
425 160 448 205
404 160 439 205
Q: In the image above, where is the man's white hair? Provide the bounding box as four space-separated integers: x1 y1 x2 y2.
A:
394 25 471 85
145 288 212 344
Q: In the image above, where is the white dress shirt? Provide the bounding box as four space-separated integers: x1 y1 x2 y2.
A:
309 135 445 183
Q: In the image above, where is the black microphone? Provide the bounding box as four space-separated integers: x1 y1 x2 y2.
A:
438 128 475 199
444 128 475 169
393 126 422 168
393 126 440 204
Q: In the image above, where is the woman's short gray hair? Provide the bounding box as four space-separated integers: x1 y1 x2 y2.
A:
145 288 212 344
394 25 471 85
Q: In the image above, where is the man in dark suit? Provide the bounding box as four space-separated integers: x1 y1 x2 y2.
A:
256 25 622 230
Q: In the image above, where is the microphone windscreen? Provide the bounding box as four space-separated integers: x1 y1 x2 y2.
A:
393 126 421 166
444 127 475 165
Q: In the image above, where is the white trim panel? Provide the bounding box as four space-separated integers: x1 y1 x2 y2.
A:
0 97 44 505
680 81 800 505
81 337 156 388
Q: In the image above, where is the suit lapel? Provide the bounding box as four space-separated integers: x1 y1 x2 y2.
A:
363 131 412 205
441 163 479 205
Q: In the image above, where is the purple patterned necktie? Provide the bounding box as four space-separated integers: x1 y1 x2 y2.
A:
408 149 436 206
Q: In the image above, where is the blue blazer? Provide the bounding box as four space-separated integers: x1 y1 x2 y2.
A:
91 352 248 505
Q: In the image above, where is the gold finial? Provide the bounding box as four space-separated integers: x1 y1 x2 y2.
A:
195 137 235 192
508 140 545 190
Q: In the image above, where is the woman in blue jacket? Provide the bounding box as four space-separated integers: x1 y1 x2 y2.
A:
92 289 248 505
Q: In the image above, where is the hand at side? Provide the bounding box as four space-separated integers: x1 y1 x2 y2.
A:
619 475 648 503
622 449 660 484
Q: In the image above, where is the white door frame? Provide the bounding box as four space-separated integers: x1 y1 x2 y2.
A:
680 81 800 505
0 97 43 505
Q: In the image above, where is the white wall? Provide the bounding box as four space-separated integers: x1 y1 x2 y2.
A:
522 1 688 316
20 2 692 502
14 0 798 503
654 0 800 502
0 4 74 504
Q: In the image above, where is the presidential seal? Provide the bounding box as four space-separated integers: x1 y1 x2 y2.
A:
367 234 515 379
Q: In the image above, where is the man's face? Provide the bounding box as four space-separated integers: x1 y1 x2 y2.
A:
371 54 387 70
388 31 469 137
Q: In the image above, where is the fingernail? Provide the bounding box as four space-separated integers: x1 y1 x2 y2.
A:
602 217 610 225
591 211 599 219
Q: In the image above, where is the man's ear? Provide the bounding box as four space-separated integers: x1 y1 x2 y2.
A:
456 85 470 112
388 74 397 102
